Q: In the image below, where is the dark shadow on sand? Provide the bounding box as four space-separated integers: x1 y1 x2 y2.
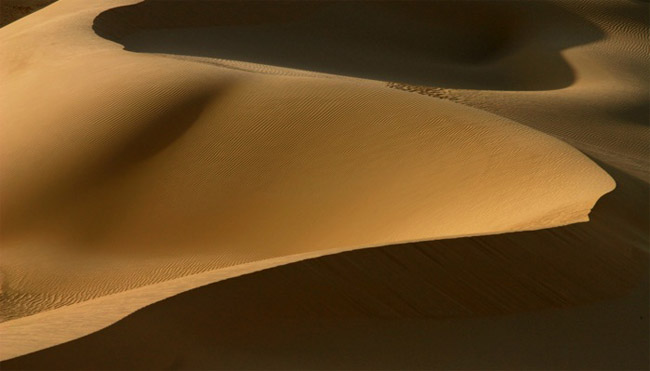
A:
93 1 605 91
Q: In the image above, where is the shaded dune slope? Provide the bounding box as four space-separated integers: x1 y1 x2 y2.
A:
93 0 604 91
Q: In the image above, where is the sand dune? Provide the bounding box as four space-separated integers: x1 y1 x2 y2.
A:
93 0 648 177
0 0 647 368
2 161 649 369
0 0 56 26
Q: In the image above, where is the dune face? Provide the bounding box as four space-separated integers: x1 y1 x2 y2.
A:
3 160 648 369
1 0 648 369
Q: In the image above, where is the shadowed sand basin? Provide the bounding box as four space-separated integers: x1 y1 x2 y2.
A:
0 0 648 369
93 1 605 91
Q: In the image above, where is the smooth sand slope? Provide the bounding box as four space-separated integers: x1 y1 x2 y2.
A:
1 0 647 368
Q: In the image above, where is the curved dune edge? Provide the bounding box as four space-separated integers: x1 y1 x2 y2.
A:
0 198 622 362
0 175 617 361
0 0 629 362
2 182 648 369
0 247 369 361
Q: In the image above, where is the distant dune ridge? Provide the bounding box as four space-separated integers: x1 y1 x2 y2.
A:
0 0 56 26
0 0 648 369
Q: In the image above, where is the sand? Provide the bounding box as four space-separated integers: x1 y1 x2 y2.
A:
0 0 648 369
0 0 56 26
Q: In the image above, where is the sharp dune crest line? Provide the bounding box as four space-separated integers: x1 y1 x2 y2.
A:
1 0 645 364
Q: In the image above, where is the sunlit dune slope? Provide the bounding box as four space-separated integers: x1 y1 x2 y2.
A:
2 71 615 251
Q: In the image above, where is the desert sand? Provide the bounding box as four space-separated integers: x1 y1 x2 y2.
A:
0 0 648 369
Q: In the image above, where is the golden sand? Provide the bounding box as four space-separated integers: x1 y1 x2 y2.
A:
0 0 647 368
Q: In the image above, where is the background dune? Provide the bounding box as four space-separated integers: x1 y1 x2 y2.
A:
1 0 648 369
94 0 604 91
94 0 648 179
0 0 55 26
